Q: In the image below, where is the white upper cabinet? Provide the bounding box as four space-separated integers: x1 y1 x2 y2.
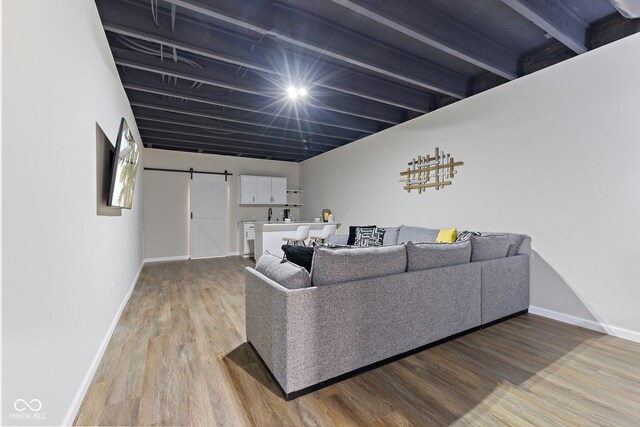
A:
240 175 256 204
255 176 273 204
240 175 287 205
271 177 287 204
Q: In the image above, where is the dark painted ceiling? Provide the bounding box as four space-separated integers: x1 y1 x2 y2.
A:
95 0 638 162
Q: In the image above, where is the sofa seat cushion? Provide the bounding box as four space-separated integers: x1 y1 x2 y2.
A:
397 225 440 244
255 252 311 289
311 244 407 286
470 234 510 261
406 240 471 271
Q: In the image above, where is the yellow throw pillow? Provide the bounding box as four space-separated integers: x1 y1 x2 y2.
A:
436 227 457 243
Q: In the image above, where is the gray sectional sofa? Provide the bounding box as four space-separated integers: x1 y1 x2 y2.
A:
245 225 531 399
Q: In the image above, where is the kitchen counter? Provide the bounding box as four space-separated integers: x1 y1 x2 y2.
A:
238 220 326 225
256 220 334 228
254 221 342 260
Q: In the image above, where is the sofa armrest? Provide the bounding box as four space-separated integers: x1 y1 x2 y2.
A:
245 267 317 393
245 267 288 384
479 254 530 324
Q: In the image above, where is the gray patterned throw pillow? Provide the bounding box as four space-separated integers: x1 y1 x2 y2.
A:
354 227 375 246
456 230 481 242
354 227 386 247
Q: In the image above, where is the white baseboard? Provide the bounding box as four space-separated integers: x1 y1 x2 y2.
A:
62 261 144 426
144 255 189 263
529 305 640 343
144 253 241 262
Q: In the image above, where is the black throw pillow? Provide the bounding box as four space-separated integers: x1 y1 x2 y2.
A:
281 245 314 273
347 225 376 245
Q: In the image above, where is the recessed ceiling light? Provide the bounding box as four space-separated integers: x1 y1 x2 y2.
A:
287 86 308 100
287 86 298 100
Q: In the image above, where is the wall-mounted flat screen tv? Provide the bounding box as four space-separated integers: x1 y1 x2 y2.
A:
108 118 140 209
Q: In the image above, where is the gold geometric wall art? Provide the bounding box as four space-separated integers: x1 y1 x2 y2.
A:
399 147 463 193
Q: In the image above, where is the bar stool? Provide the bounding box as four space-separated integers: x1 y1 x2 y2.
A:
282 225 310 246
309 224 337 245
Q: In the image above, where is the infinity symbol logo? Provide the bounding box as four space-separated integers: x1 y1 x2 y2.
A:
14 399 42 412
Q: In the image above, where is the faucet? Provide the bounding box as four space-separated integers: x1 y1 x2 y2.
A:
268 207 273 222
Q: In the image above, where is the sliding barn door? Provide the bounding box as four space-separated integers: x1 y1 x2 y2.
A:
189 173 228 258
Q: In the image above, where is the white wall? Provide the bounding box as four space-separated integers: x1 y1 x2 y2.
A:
0 3 4 421
301 34 640 336
143 148 301 259
3 1 144 425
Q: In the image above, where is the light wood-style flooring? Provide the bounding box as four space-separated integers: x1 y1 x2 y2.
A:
75 256 640 426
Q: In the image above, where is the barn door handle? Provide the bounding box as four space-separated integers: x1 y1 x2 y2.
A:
190 212 193 219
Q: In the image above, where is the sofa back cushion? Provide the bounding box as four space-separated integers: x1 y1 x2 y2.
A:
397 225 440 244
311 245 407 286
461 231 528 256
325 234 349 246
470 234 511 261
406 240 471 271
382 226 400 246
506 234 527 256
255 252 311 289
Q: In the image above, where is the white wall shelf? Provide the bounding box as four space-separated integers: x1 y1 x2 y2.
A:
286 189 303 208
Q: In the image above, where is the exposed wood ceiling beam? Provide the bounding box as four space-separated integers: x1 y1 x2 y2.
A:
500 0 588 54
93 0 634 160
144 139 308 161
113 49 403 125
329 0 519 80
122 77 384 134
590 13 640 49
128 95 363 141
471 72 509 95
96 0 435 112
520 40 576 75
140 133 317 158
156 0 469 98
138 125 329 152
134 113 346 146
